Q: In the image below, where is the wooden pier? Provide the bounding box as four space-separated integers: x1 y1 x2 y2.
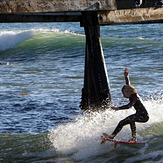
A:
0 7 162 25
0 0 163 110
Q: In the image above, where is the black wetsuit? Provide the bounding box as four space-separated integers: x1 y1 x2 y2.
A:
112 93 149 137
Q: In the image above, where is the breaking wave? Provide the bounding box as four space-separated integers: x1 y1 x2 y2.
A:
48 97 163 162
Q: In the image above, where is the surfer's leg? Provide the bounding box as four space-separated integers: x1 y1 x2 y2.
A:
128 114 149 142
135 114 149 123
129 117 136 137
129 120 137 142
111 116 132 137
128 114 145 141
111 114 138 138
103 133 115 139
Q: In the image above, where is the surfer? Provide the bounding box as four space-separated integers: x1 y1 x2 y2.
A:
104 68 149 142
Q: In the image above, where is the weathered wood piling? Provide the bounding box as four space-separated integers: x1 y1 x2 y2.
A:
80 12 112 110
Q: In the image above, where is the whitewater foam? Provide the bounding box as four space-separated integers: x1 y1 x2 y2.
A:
124 150 163 163
48 97 163 161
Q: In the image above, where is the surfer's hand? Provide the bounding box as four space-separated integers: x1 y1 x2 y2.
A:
124 68 129 77
111 107 119 111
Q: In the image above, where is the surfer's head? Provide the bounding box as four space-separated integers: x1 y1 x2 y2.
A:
121 85 137 98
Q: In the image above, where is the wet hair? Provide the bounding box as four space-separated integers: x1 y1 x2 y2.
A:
121 85 137 94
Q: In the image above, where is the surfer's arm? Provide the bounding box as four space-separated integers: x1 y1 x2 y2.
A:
113 96 137 110
124 68 130 85
112 104 131 111
118 97 137 110
118 103 132 110
112 103 133 110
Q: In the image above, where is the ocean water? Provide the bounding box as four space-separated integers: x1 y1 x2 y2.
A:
0 22 162 163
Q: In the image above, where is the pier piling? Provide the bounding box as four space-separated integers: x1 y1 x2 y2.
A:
80 12 112 111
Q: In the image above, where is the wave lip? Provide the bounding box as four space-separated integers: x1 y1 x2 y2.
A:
0 31 34 52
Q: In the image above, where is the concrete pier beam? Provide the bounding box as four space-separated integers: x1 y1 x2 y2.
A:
98 7 163 25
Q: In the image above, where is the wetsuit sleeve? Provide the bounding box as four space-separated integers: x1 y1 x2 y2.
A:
125 76 130 85
118 97 137 110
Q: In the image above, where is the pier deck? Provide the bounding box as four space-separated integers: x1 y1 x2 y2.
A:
0 8 162 25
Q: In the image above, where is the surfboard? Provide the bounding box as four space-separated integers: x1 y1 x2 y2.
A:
101 135 145 149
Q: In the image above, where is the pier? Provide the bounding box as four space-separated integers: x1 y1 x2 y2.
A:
0 0 163 110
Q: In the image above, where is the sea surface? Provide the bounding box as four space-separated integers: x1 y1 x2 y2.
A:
0 22 163 163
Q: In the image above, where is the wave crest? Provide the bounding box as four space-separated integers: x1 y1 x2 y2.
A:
0 31 34 52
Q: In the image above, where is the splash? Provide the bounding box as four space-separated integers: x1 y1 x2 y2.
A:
48 97 163 161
